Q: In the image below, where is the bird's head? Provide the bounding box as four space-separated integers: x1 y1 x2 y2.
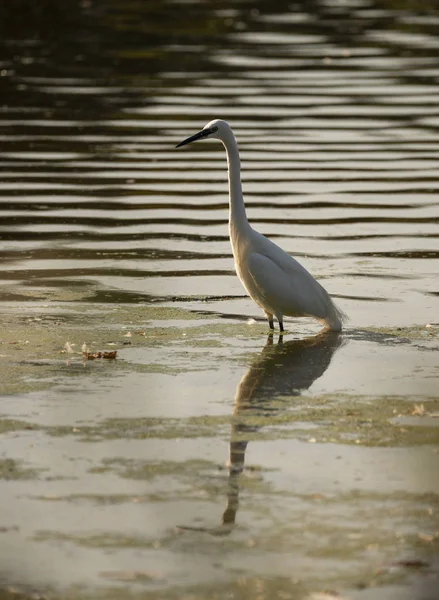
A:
175 119 231 148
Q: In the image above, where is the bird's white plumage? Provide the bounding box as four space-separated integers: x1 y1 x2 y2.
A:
176 119 346 332
247 253 325 318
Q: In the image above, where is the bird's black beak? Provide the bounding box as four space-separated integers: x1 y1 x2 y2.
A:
175 126 217 148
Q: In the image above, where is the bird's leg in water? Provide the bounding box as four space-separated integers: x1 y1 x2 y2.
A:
279 320 284 333
268 315 274 330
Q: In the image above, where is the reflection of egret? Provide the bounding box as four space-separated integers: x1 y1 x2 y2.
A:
176 119 346 333
222 330 344 530
177 331 343 536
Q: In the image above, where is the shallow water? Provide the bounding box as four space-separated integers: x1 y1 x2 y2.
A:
0 0 438 598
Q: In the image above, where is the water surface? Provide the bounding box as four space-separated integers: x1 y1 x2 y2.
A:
0 0 438 598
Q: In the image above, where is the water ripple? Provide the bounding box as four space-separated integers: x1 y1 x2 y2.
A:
0 0 438 324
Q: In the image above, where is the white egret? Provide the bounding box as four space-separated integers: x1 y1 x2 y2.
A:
176 119 346 332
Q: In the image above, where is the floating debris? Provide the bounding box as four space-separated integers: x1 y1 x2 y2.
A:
83 350 117 360
63 341 74 354
389 558 430 570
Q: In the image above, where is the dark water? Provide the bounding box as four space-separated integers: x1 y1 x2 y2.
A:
1 0 438 325
0 1 438 599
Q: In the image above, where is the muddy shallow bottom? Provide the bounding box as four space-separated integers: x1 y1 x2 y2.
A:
0 301 438 600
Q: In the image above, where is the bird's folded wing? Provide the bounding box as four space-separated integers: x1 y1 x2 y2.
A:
247 252 327 318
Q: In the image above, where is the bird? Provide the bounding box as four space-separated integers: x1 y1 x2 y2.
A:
176 119 346 333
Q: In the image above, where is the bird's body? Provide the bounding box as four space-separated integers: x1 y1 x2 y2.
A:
176 119 346 332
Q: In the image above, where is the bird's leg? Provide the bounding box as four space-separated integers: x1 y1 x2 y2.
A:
267 315 274 330
279 320 284 334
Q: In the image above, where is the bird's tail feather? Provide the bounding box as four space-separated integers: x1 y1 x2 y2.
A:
323 298 348 332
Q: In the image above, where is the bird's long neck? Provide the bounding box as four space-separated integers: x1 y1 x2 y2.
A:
222 133 250 241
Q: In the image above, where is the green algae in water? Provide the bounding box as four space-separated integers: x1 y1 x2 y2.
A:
88 457 217 480
33 530 159 550
362 324 439 344
0 419 38 434
32 392 439 448
0 302 244 395
45 415 231 442
0 458 43 480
